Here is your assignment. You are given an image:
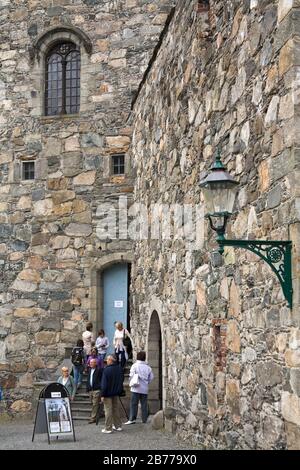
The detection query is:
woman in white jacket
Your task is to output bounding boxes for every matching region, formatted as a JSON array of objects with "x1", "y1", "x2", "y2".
[
  {"x1": 124, "y1": 351, "x2": 154, "y2": 425},
  {"x1": 113, "y1": 321, "x2": 131, "y2": 368}
]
